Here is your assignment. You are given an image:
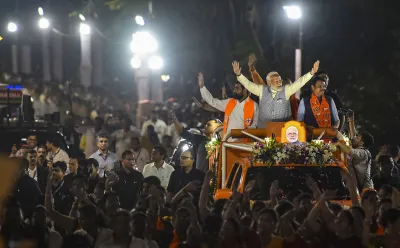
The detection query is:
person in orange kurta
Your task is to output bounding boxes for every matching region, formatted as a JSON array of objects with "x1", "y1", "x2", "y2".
[{"x1": 248, "y1": 54, "x2": 300, "y2": 120}]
